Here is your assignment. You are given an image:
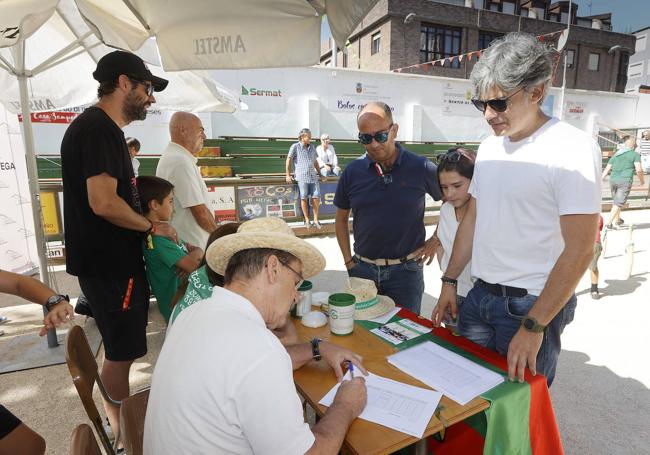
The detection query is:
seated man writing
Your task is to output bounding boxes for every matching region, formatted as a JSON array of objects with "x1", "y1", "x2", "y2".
[{"x1": 144, "y1": 217, "x2": 367, "y2": 454}]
